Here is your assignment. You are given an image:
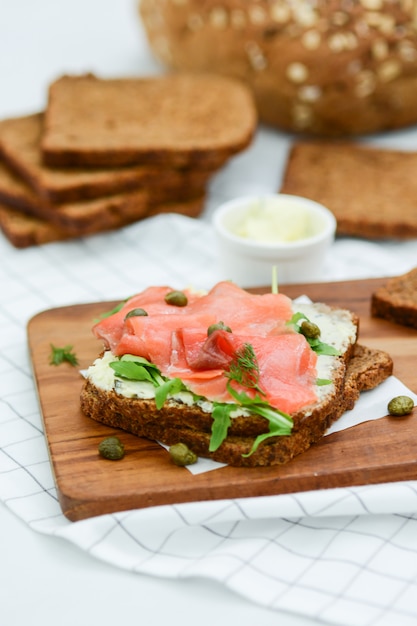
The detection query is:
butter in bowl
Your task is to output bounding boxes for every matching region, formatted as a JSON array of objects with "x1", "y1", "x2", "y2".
[{"x1": 212, "y1": 193, "x2": 336, "y2": 287}]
